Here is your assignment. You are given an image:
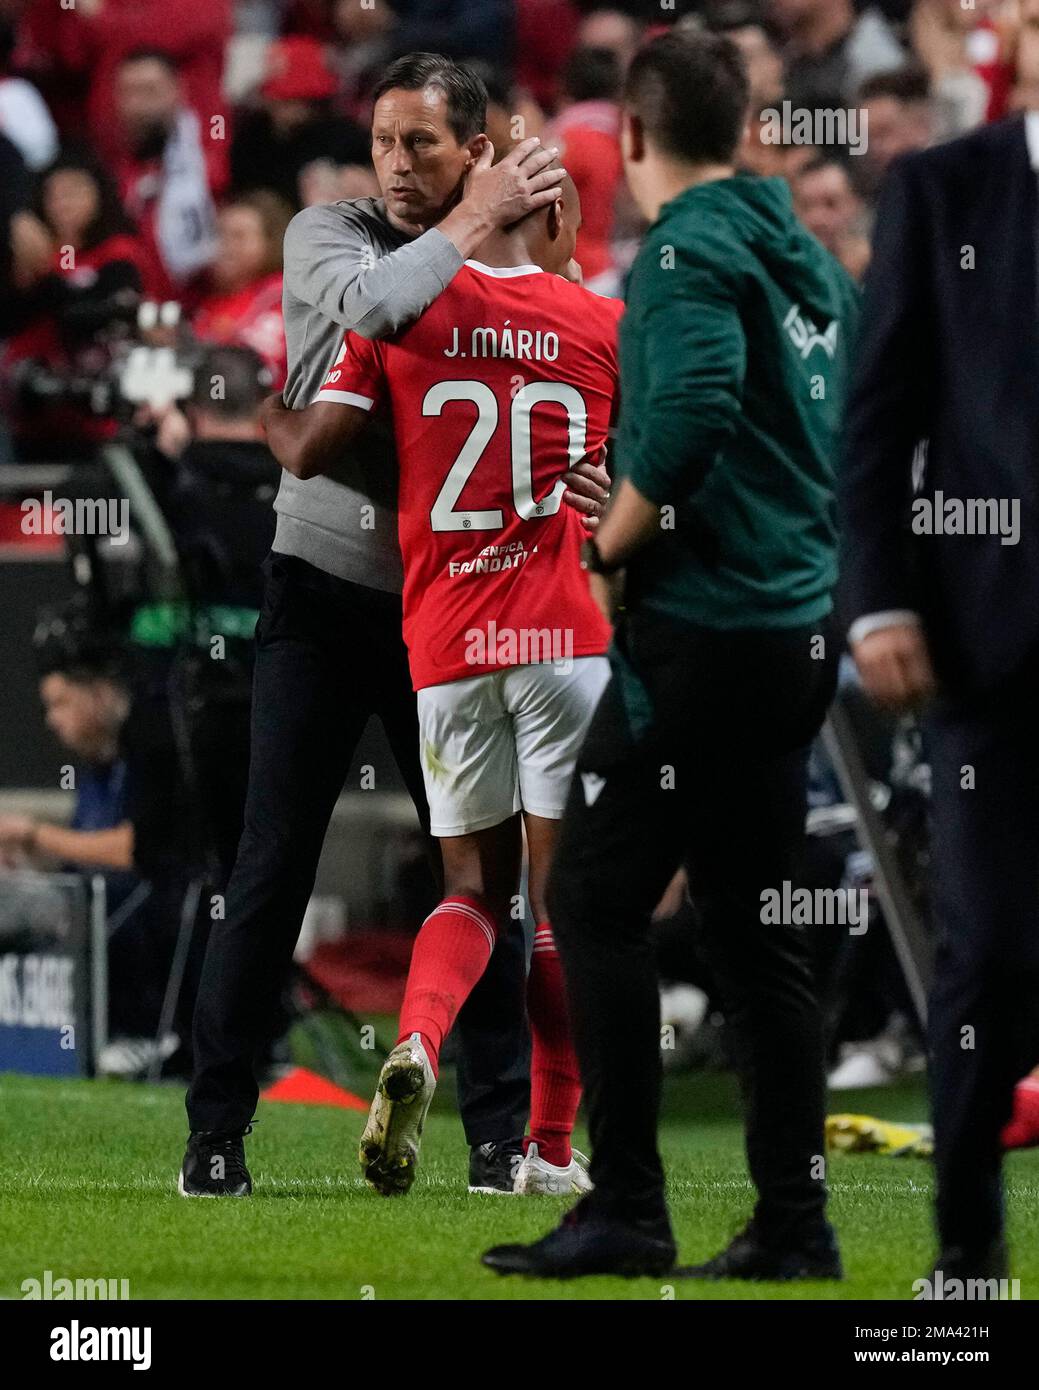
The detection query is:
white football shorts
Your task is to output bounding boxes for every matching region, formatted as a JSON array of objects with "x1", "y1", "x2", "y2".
[{"x1": 416, "y1": 657, "x2": 611, "y2": 837}]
